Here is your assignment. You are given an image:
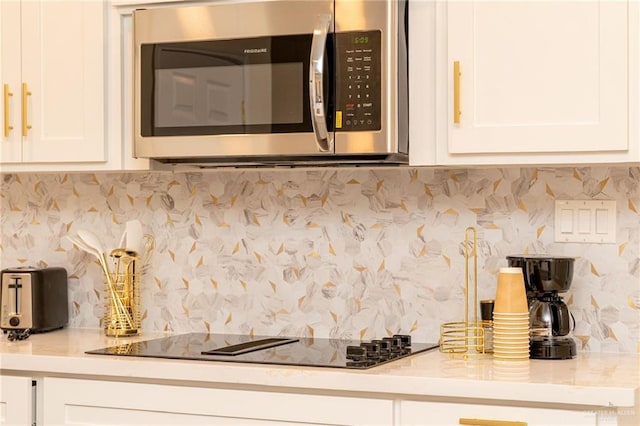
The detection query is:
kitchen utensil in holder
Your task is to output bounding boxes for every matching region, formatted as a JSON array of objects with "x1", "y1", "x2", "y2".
[
  {"x1": 103, "y1": 258, "x2": 141, "y2": 337},
  {"x1": 439, "y1": 227, "x2": 492, "y2": 356}
]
